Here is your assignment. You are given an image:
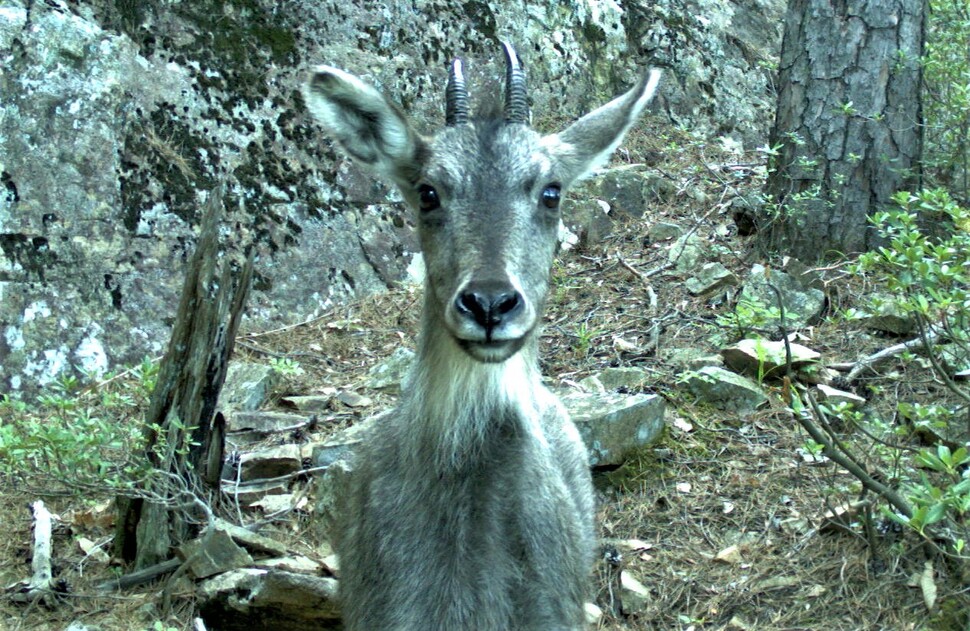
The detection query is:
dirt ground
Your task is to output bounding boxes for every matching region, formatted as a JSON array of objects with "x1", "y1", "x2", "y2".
[{"x1": 2, "y1": 120, "x2": 968, "y2": 630}]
